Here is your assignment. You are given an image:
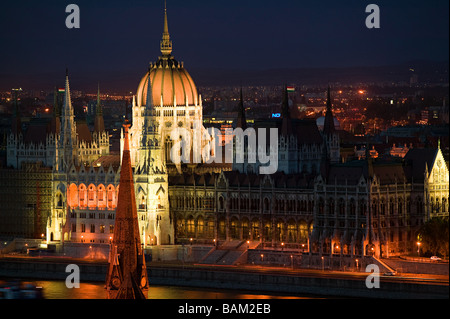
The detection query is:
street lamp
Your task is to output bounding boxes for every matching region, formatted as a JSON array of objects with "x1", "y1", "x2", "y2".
[
  {"x1": 417, "y1": 242, "x2": 421, "y2": 257},
  {"x1": 281, "y1": 242, "x2": 284, "y2": 250},
  {"x1": 261, "y1": 254, "x2": 264, "y2": 264},
  {"x1": 290, "y1": 255, "x2": 293, "y2": 269},
  {"x1": 356, "y1": 259, "x2": 359, "y2": 271},
  {"x1": 321, "y1": 256, "x2": 324, "y2": 271},
  {"x1": 247, "y1": 240, "x2": 250, "y2": 249}
]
